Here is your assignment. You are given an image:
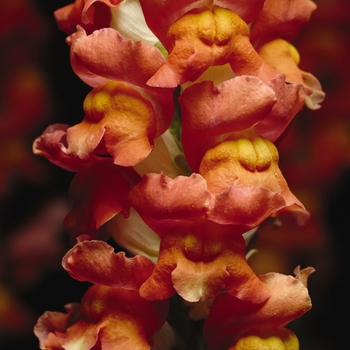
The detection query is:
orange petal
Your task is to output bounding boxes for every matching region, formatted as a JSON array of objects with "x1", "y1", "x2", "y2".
[
  {"x1": 34, "y1": 303, "x2": 81, "y2": 350},
  {"x1": 139, "y1": 220, "x2": 271, "y2": 303},
  {"x1": 252, "y1": 74, "x2": 305, "y2": 142},
  {"x1": 68, "y1": 26, "x2": 168, "y2": 88},
  {"x1": 147, "y1": 6, "x2": 276, "y2": 87},
  {"x1": 128, "y1": 173, "x2": 211, "y2": 232},
  {"x1": 62, "y1": 240, "x2": 155, "y2": 289},
  {"x1": 250, "y1": 0, "x2": 317, "y2": 45},
  {"x1": 64, "y1": 285, "x2": 168, "y2": 350},
  {"x1": 66, "y1": 81, "x2": 158, "y2": 166},
  {"x1": 200, "y1": 138, "x2": 310, "y2": 225},
  {"x1": 257, "y1": 39, "x2": 325, "y2": 109},
  {"x1": 139, "y1": 0, "x2": 265, "y2": 45}
]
